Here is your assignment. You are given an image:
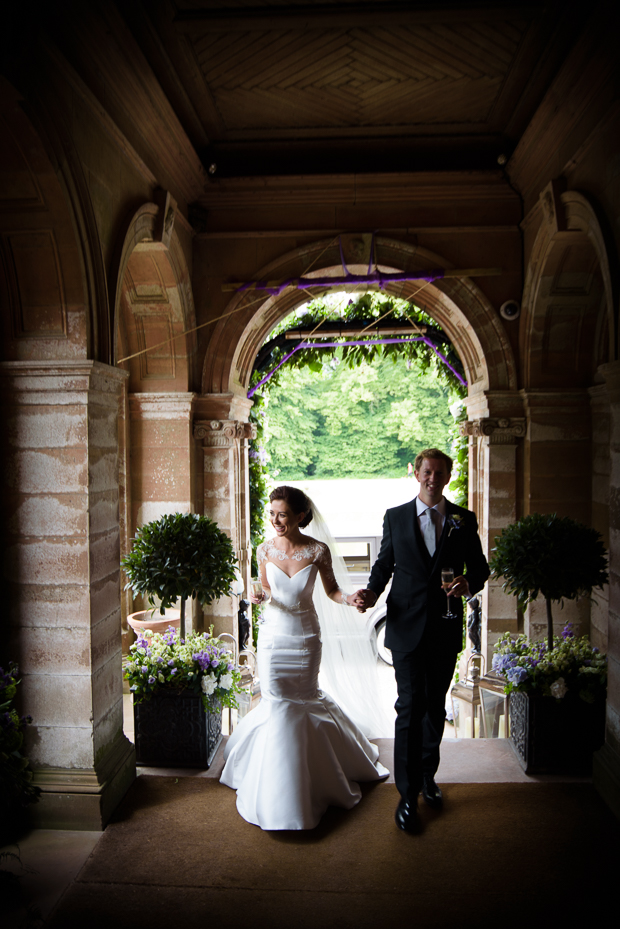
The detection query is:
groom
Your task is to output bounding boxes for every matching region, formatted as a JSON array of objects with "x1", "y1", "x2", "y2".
[{"x1": 354, "y1": 448, "x2": 489, "y2": 834}]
